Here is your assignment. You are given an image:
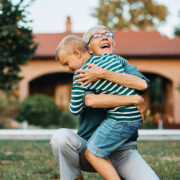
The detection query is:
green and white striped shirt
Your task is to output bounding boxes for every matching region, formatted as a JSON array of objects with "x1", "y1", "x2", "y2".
[{"x1": 70, "y1": 54, "x2": 141, "y2": 122}]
